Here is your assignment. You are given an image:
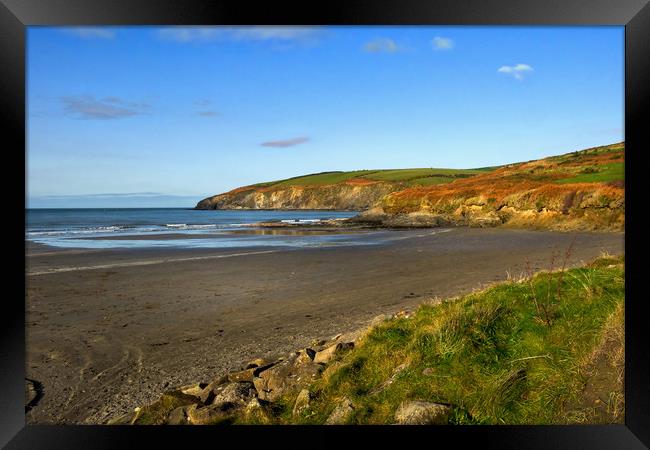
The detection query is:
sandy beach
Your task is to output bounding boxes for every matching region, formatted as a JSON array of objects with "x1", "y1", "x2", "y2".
[{"x1": 25, "y1": 227, "x2": 624, "y2": 424}]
